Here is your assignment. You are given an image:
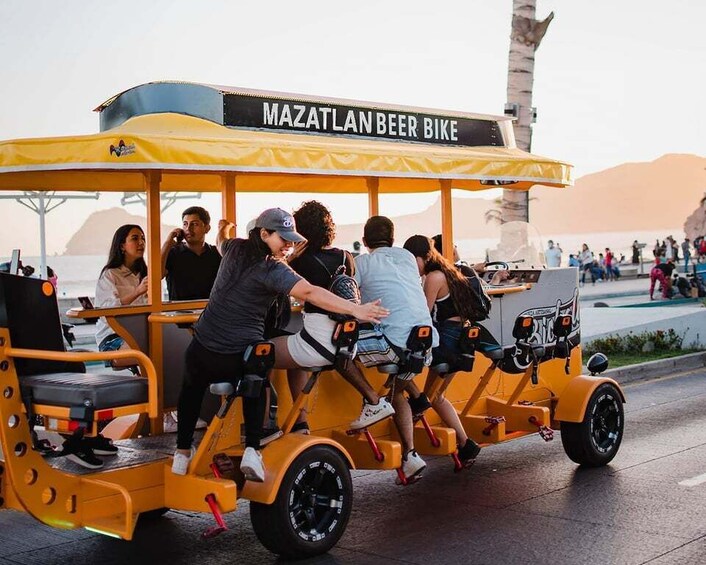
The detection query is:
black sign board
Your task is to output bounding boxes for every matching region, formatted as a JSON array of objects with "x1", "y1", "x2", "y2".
[{"x1": 223, "y1": 94, "x2": 504, "y2": 147}]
